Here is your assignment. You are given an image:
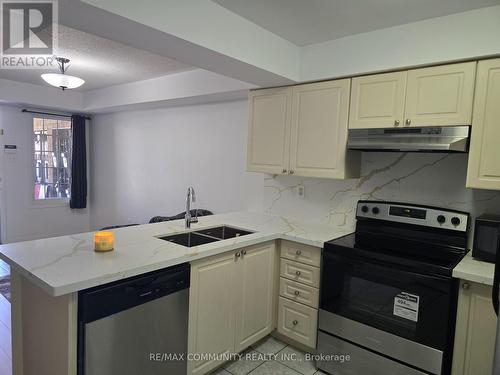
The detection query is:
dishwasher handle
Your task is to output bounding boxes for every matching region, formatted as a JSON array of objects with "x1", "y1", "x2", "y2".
[{"x1": 79, "y1": 263, "x2": 190, "y2": 324}]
